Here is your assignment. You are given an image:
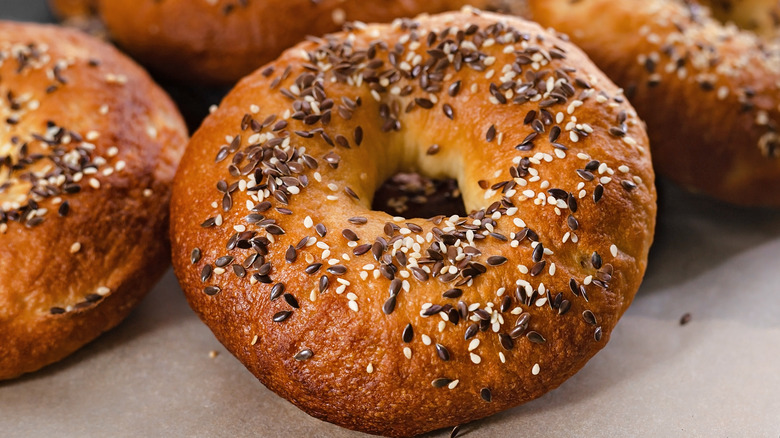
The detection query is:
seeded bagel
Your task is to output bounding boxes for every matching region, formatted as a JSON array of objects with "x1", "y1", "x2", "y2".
[
  {"x1": 171, "y1": 9, "x2": 656, "y2": 437},
  {"x1": 527, "y1": 0, "x2": 780, "y2": 206},
  {"x1": 0, "y1": 22, "x2": 188, "y2": 380},
  {"x1": 49, "y1": 0, "x2": 507, "y2": 86}
]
